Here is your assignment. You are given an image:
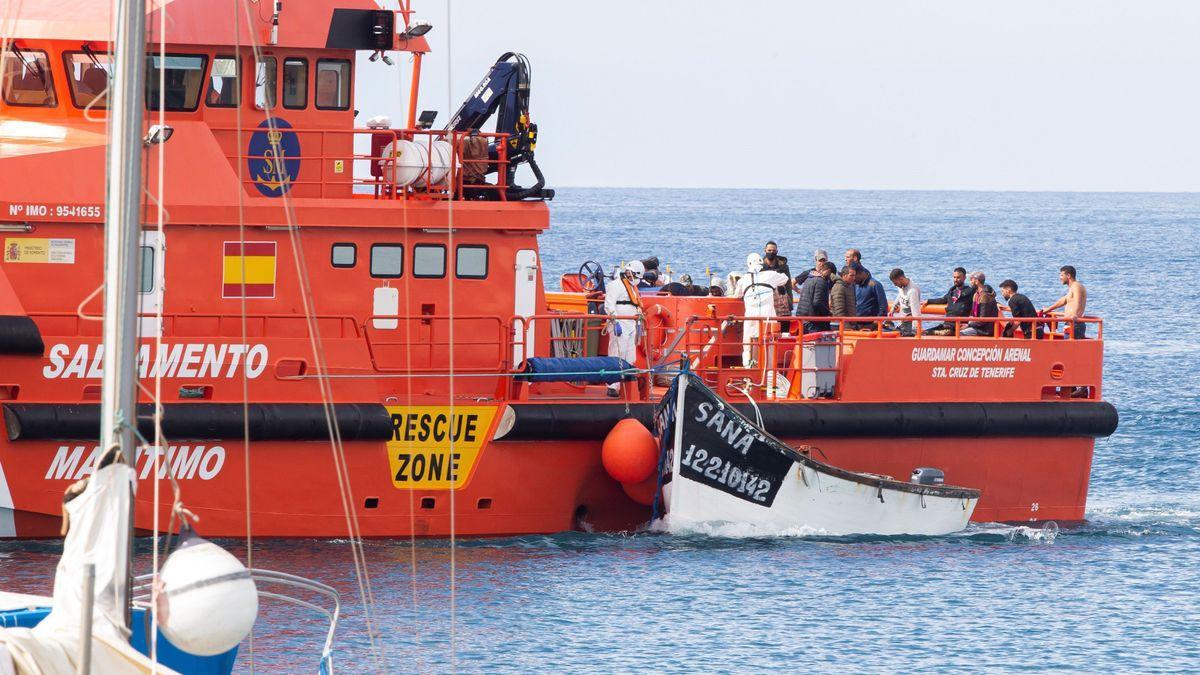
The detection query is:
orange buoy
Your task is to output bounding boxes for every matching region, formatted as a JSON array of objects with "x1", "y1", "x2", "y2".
[
  {"x1": 601, "y1": 418, "x2": 659, "y2": 484},
  {"x1": 622, "y1": 474, "x2": 659, "y2": 506}
]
